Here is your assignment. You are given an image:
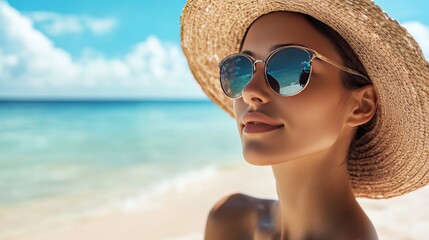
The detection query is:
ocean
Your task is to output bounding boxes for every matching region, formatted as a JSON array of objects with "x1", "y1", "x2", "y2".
[{"x1": 0, "y1": 100, "x2": 243, "y2": 238}]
